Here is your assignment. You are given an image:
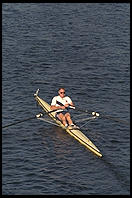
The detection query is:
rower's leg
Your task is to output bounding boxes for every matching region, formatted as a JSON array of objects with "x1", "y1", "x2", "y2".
[
  {"x1": 57, "y1": 113, "x2": 67, "y2": 126},
  {"x1": 65, "y1": 113, "x2": 73, "y2": 125}
]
